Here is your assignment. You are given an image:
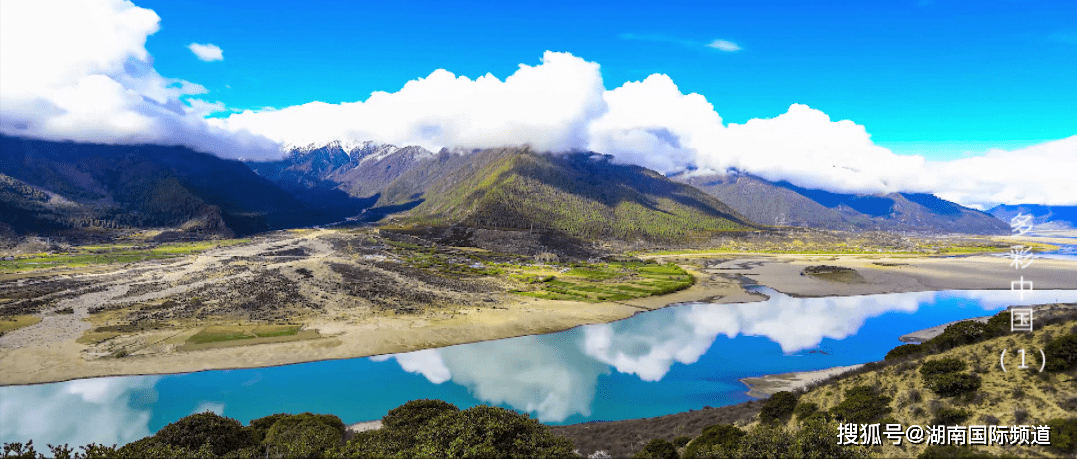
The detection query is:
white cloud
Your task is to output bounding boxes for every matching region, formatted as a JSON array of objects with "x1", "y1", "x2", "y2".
[
  {"x1": 0, "y1": 376, "x2": 159, "y2": 448},
  {"x1": 188, "y1": 43, "x2": 223, "y2": 61},
  {"x1": 372, "y1": 349, "x2": 452, "y2": 384},
  {"x1": 924, "y1": 137, "x2": 1077, "y2": 208},
  {"x1": 0, "y1": 0, "x2": 279, "y2": 159},
  {"x1": 0, "y1": 0, "x2": 1070, "y2": 206},
  {"x1": 211, "y1": 51, "x2": 608, "y2": 154},
  {"x1": 706, "y1": 39, "x2": 742, "y2": 52}
]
